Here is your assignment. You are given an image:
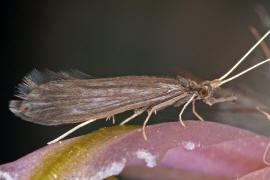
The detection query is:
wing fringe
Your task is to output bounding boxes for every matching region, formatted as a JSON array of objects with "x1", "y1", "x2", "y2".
[
  {"x1": 15, "y1": 69, "x2": 92, "y2": 99},
  {"x1": 10, "y1": 69, "x2": 92, "y2": 124}
]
